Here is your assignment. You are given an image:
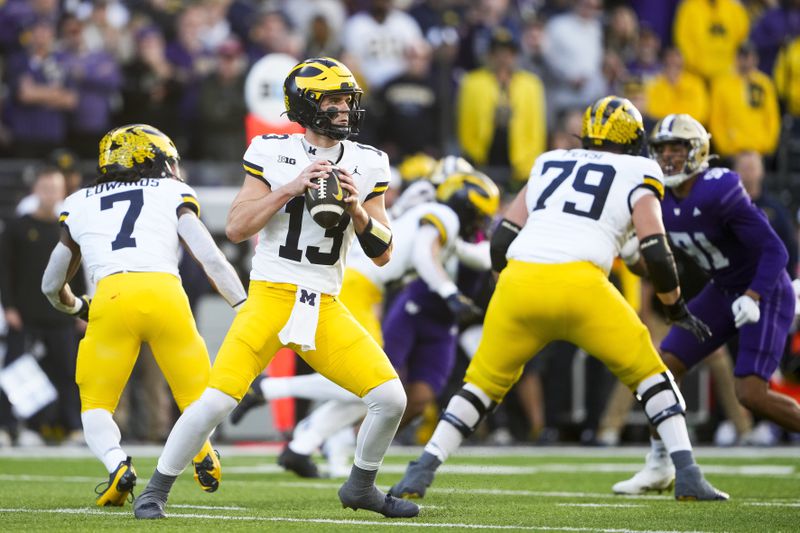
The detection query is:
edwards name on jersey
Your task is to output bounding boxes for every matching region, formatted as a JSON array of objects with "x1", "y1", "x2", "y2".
[
  {"x1": 242, "y1": 133, "x2": 390, "y2": 295},
  {"x1": 59, "y1": 177, "x2": 200, "y2": 284}
]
